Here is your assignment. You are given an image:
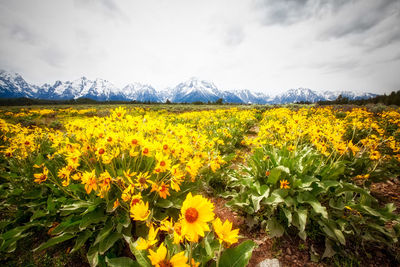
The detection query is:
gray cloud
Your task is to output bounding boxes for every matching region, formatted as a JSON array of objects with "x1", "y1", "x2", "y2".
[
  {"x1": 316, "y1": 59, "x2": 359, "y2": 74},
  {"x1": 9, "y1": 24, "x2": 38, "y2": 45},
  {"x1": 74, "y1": 0, "x2": 126, "y2": 19},
  {"x1": 39, "y1": 44, "x2": 67, "y2": 68},
  {"x1": 224, "y1": 26, "x2": 245, "y2": 46},
  {"x1": 253, "y1": 0, "x2": 349, "y2": 25},
  {"x1": 320, "y1": 0, "x2": 399, "y2": 39}
]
